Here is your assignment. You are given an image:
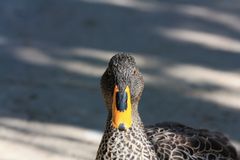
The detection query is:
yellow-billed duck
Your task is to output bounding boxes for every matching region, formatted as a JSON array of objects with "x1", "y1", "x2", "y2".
[{"x1": 96, "y1": 54, "x2": 238, "y2": 160}]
